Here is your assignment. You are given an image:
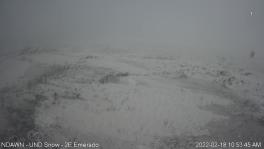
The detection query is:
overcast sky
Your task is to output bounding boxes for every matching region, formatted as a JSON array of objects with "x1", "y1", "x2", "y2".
[{"x1": 0, "y1": 0, "x2": 263, "y2": 60}]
